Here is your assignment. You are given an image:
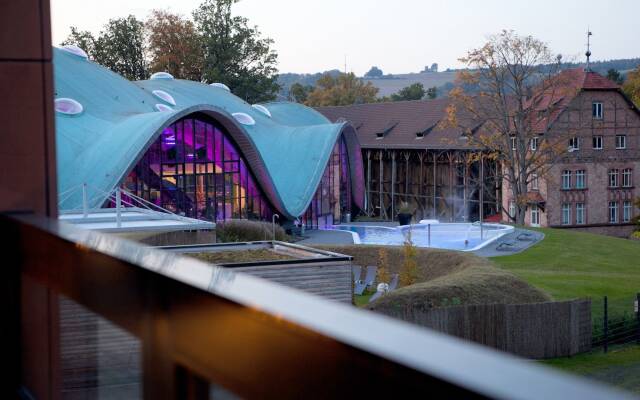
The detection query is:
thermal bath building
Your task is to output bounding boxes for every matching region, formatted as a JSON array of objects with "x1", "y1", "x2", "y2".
[{"x1": 54, "y1": 46, "x2": 364, "y2": 229}]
